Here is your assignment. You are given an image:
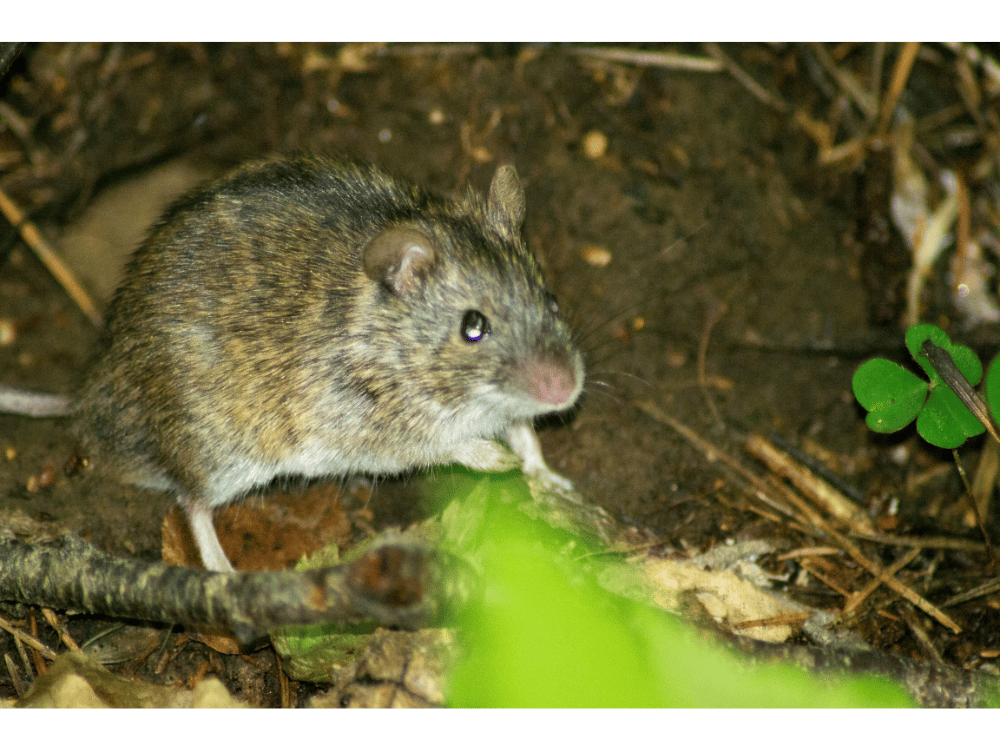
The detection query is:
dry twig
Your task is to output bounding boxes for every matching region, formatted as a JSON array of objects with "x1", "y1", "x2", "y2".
[
  {"x1": 41, "y1": 608, "x2": 80, "y2": 652},
  {"x1": 571, "y1": 46, "x2": 723, "y2": 73},
  {"x1": 0, "y1": 534, "x2": 450, "y2": 644},
  {"x1": 843, "y1": 546, "x2": 923, "y2": 614},
  {"x1": 850, "y1": 530, "x2": 985, "y2": 554},
  {"x1": 875, "y1": 42, "x2": 921, "y2": 136},
  {"x1": 807, "y1": 43, "x2": 878, "y2": 122},
  {"x1": 745, "y1": 434, "x2": 875, "y2": 535},
  {"x1": 636, "y1": 401, "x2": 963, "y2": 633},
  {"x1": 702, "y1": 43, "x2": 789, "y2": 113},
  {"x1": 939, "y1": 576, "x2": 1000, "y2": 608},
  {"x1": 0, "y1": 612, "x2": 59, "y2": 661},
  {"x1": 897, "y1": 601, "x2": 945, "y2": 663},
  {"x1": 0, "y1": 187, "x2": 102, "y2": 328}
]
